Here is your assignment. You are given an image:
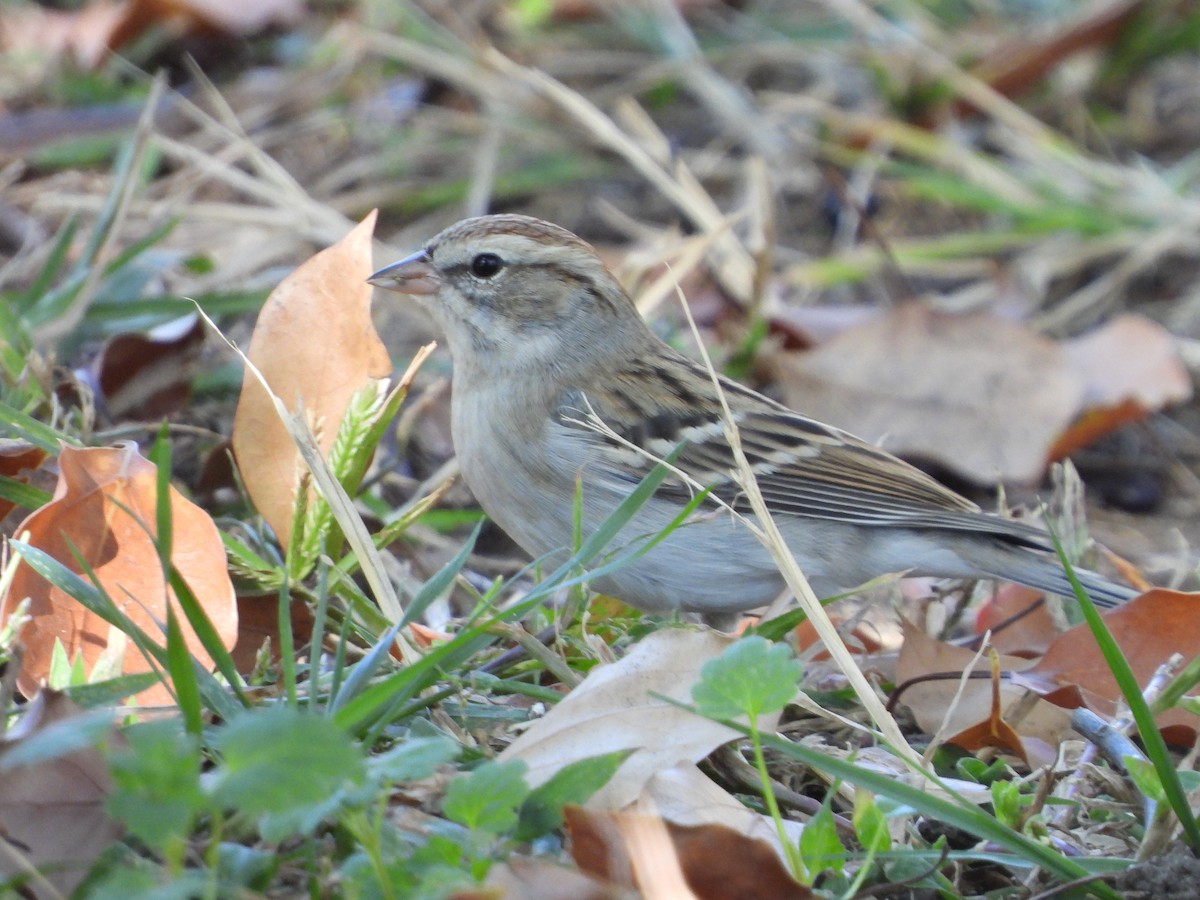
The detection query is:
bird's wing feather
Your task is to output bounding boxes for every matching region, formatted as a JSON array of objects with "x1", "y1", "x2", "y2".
[{"x1": 554, "y1": 367, "x2": 1053, "y2": 550}]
